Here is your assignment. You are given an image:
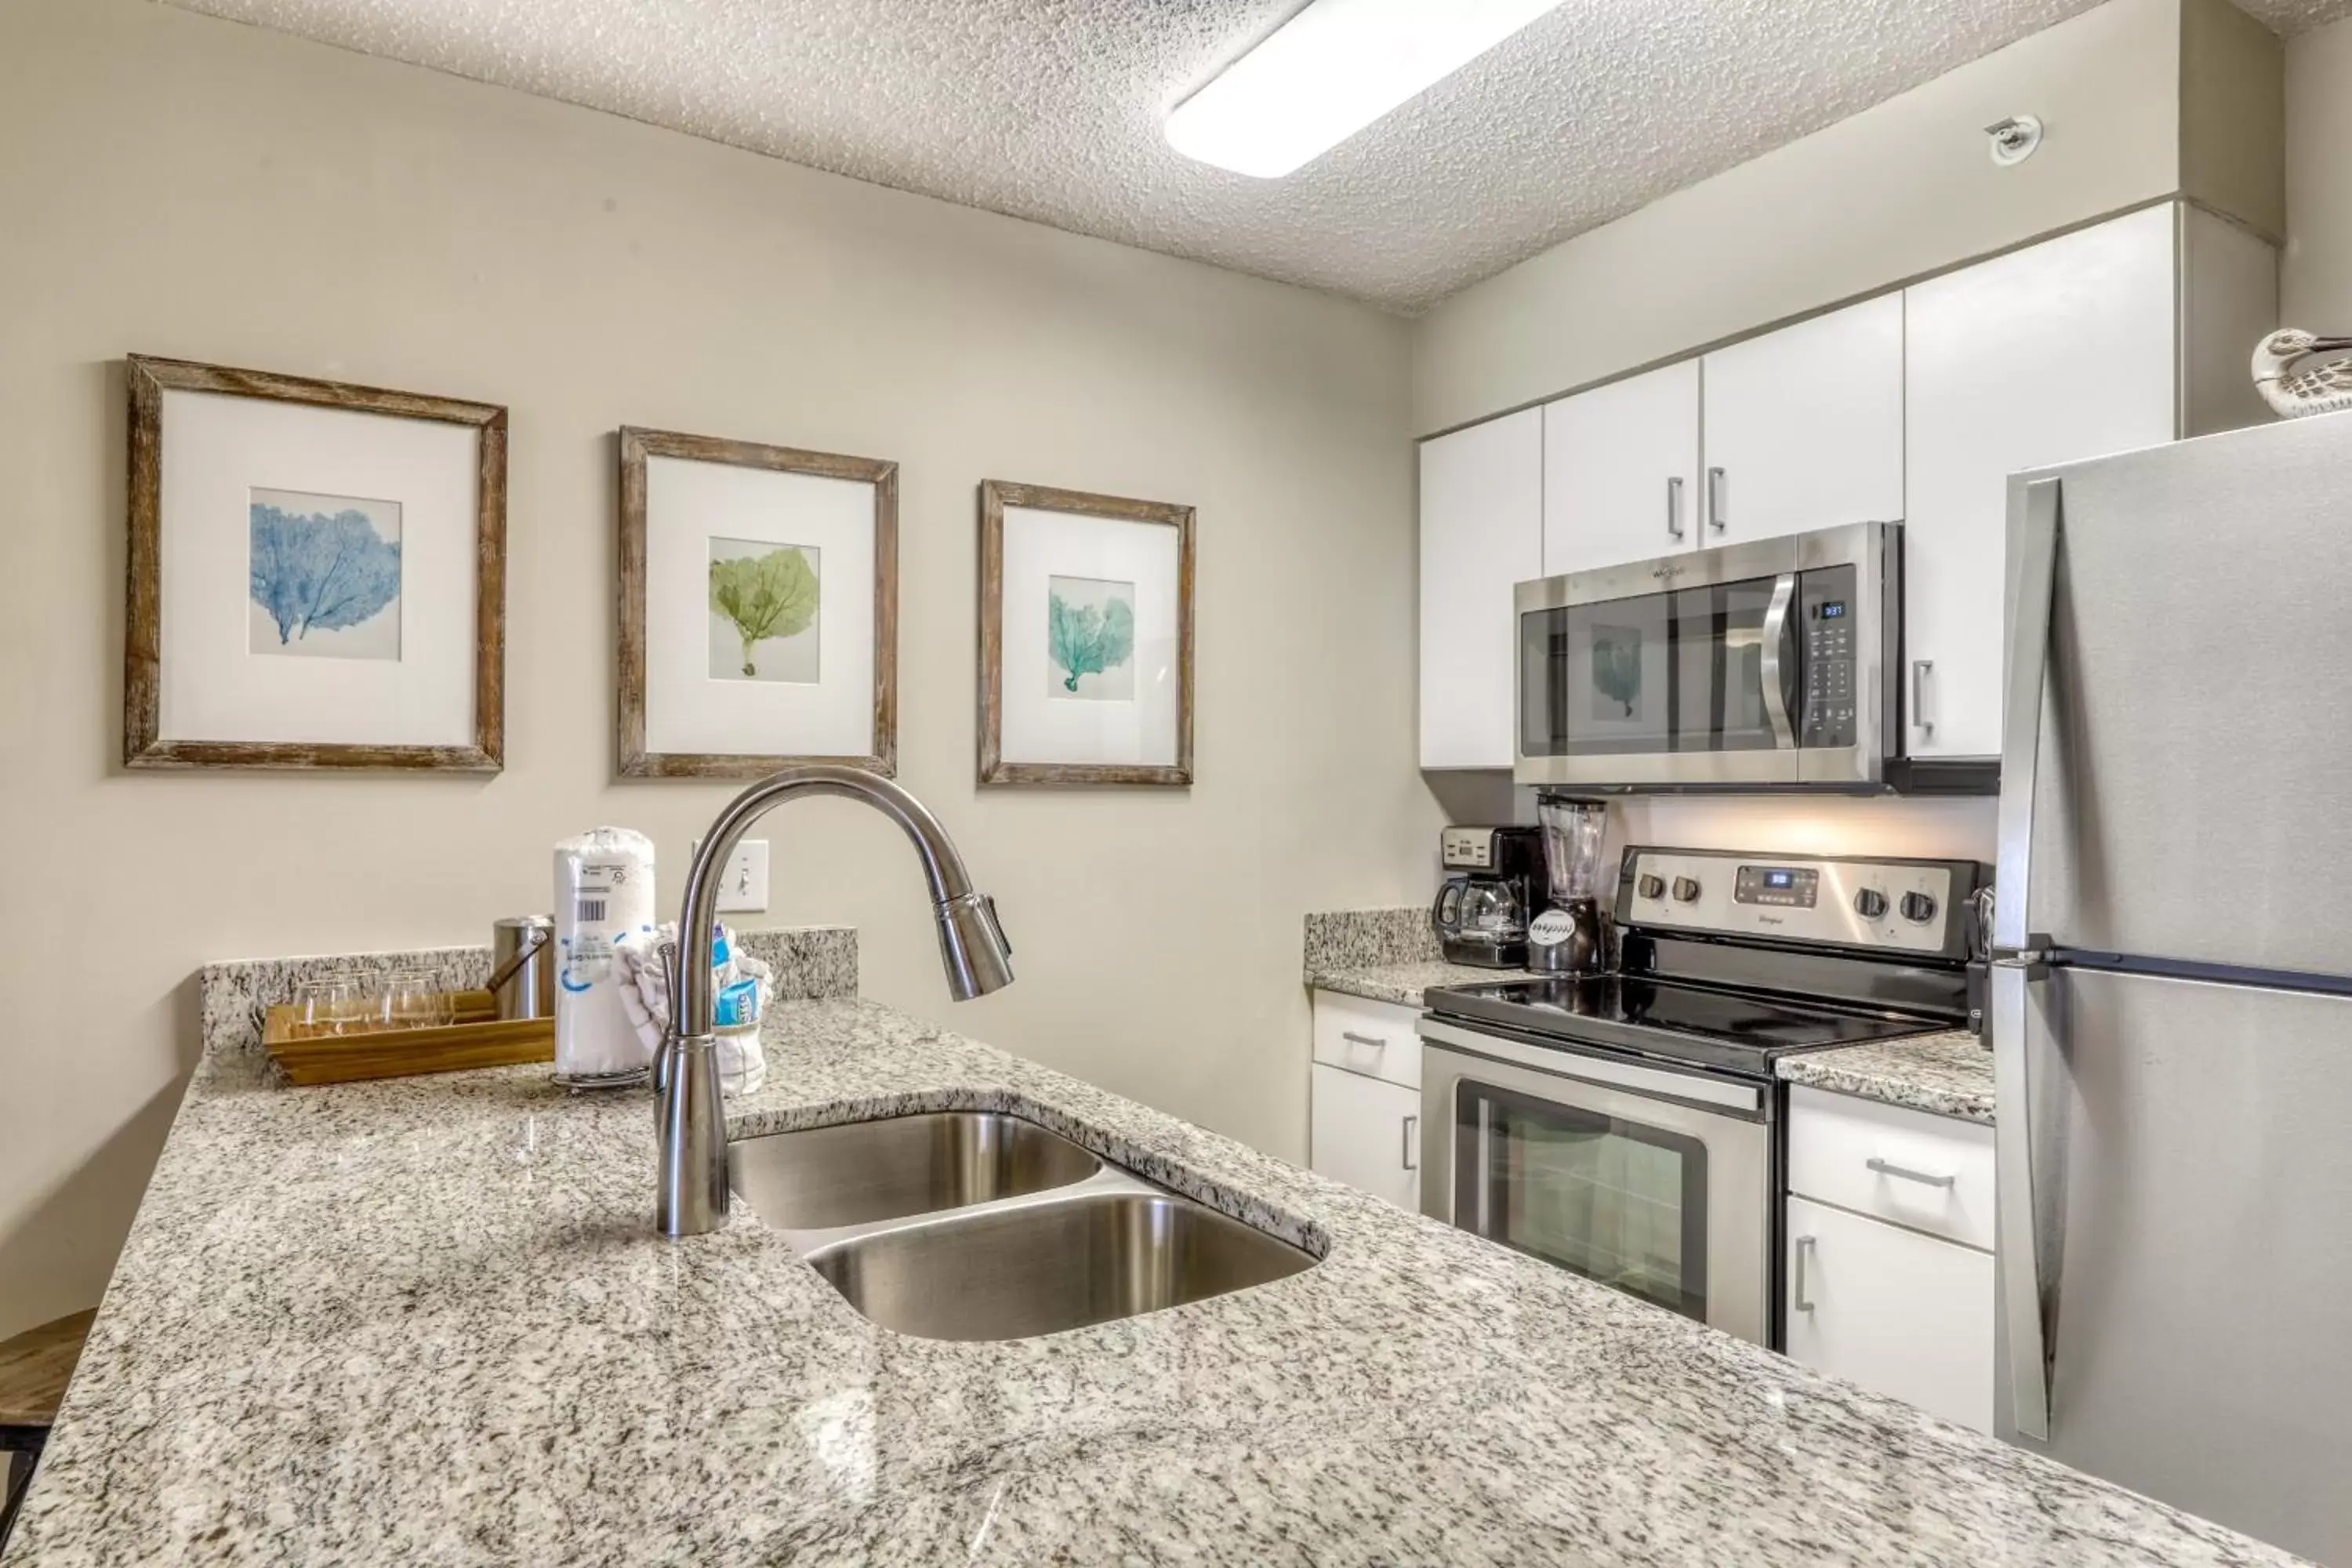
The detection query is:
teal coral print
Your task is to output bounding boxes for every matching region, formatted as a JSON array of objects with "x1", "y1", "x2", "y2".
[
  {"x1": 248, "y1": 488, "x2": 403, "y2": 661},
  {"x1": 1590, "y1": 624, "x2": 1642, "y2": 720},
  {"x1": 709, "y1": 537, "x2": 820, "y2": 683},
  {"x1": 1047, "y1": 575, "x2": 1136, "y2": 701}
]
